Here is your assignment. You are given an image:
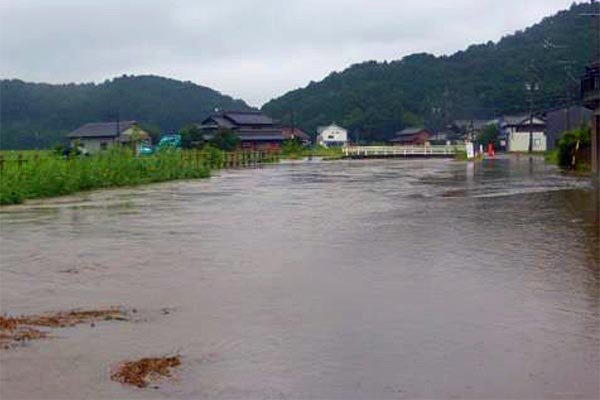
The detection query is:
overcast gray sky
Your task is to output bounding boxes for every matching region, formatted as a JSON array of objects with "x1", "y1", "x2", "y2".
[{"x1": 0, "y1": 0, "x2": 576, "y2": 106}]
